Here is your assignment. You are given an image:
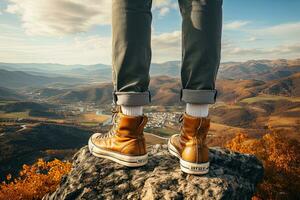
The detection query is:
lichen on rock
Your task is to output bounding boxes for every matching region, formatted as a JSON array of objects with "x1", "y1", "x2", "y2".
[{"x1": 43, "y1": 144, "x2": 263, "y2": 200}]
